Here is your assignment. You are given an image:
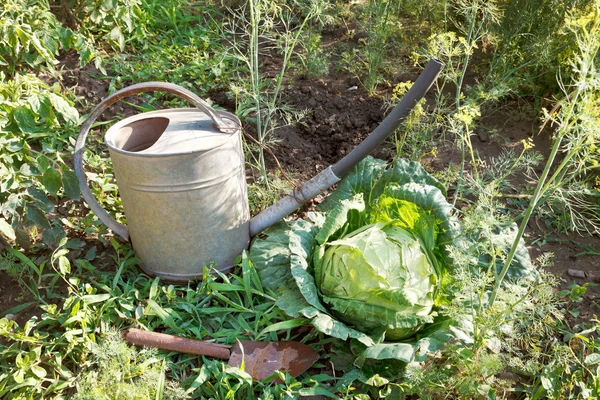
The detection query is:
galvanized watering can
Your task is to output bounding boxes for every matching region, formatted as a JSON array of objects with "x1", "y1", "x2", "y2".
[{"x1": 75, "y1": 60, "x2": 444, "y2": 282}]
